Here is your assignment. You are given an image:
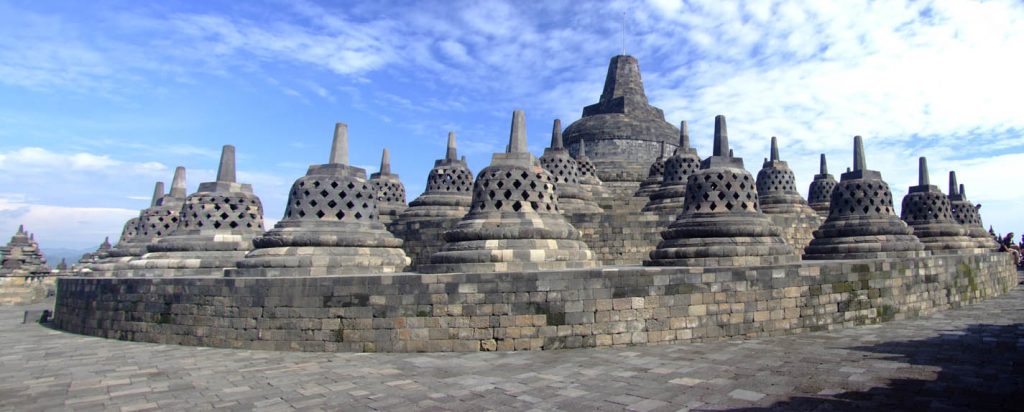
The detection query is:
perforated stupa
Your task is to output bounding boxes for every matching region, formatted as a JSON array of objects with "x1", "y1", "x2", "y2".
[
  {"x1": 369, "y1": 148, "x2": 406, "y2": 225},
  {"x1": 634, "y1": 141, "x2": 667, "y2": 198},
  {"x1": 539, "y1": 119, "x2": 601, "y2": 214},
  {"x1": 232, "y1": 123, "x2": 409, "y2": 276},
  {"x1": 573, "y1": 140, "x2": 611, "y2": 200},
  {"x1": 899, "y1": 157, "x2": 975, "y2": 253},
  {"x1": 646, "y1": 116, "x2": 796, "y2": 267},
  {"x1": 806, "y1": 154, "x2": 837, "y2": 217},
  {"x1": 643, "y1": 121, "x2": 701, "y2": 215},
  {"x1": 125, "y1": 145, "x2": 265, "y2": 276},
  {"x1": 804, "y1": 136, "x2": 925, "y2": 260},
  {"x1": 754, "y1": 136, "x2": 822, "y2": 251},
  {"x1": 400, "y1": 132, "x2": 474, "y2": 219},
  {"x1": 947, "y1": 172, "x2": 999, "y2": 250},
  {"x1": 421, "y1": 110, "x2": 597, "y2": 273}
]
